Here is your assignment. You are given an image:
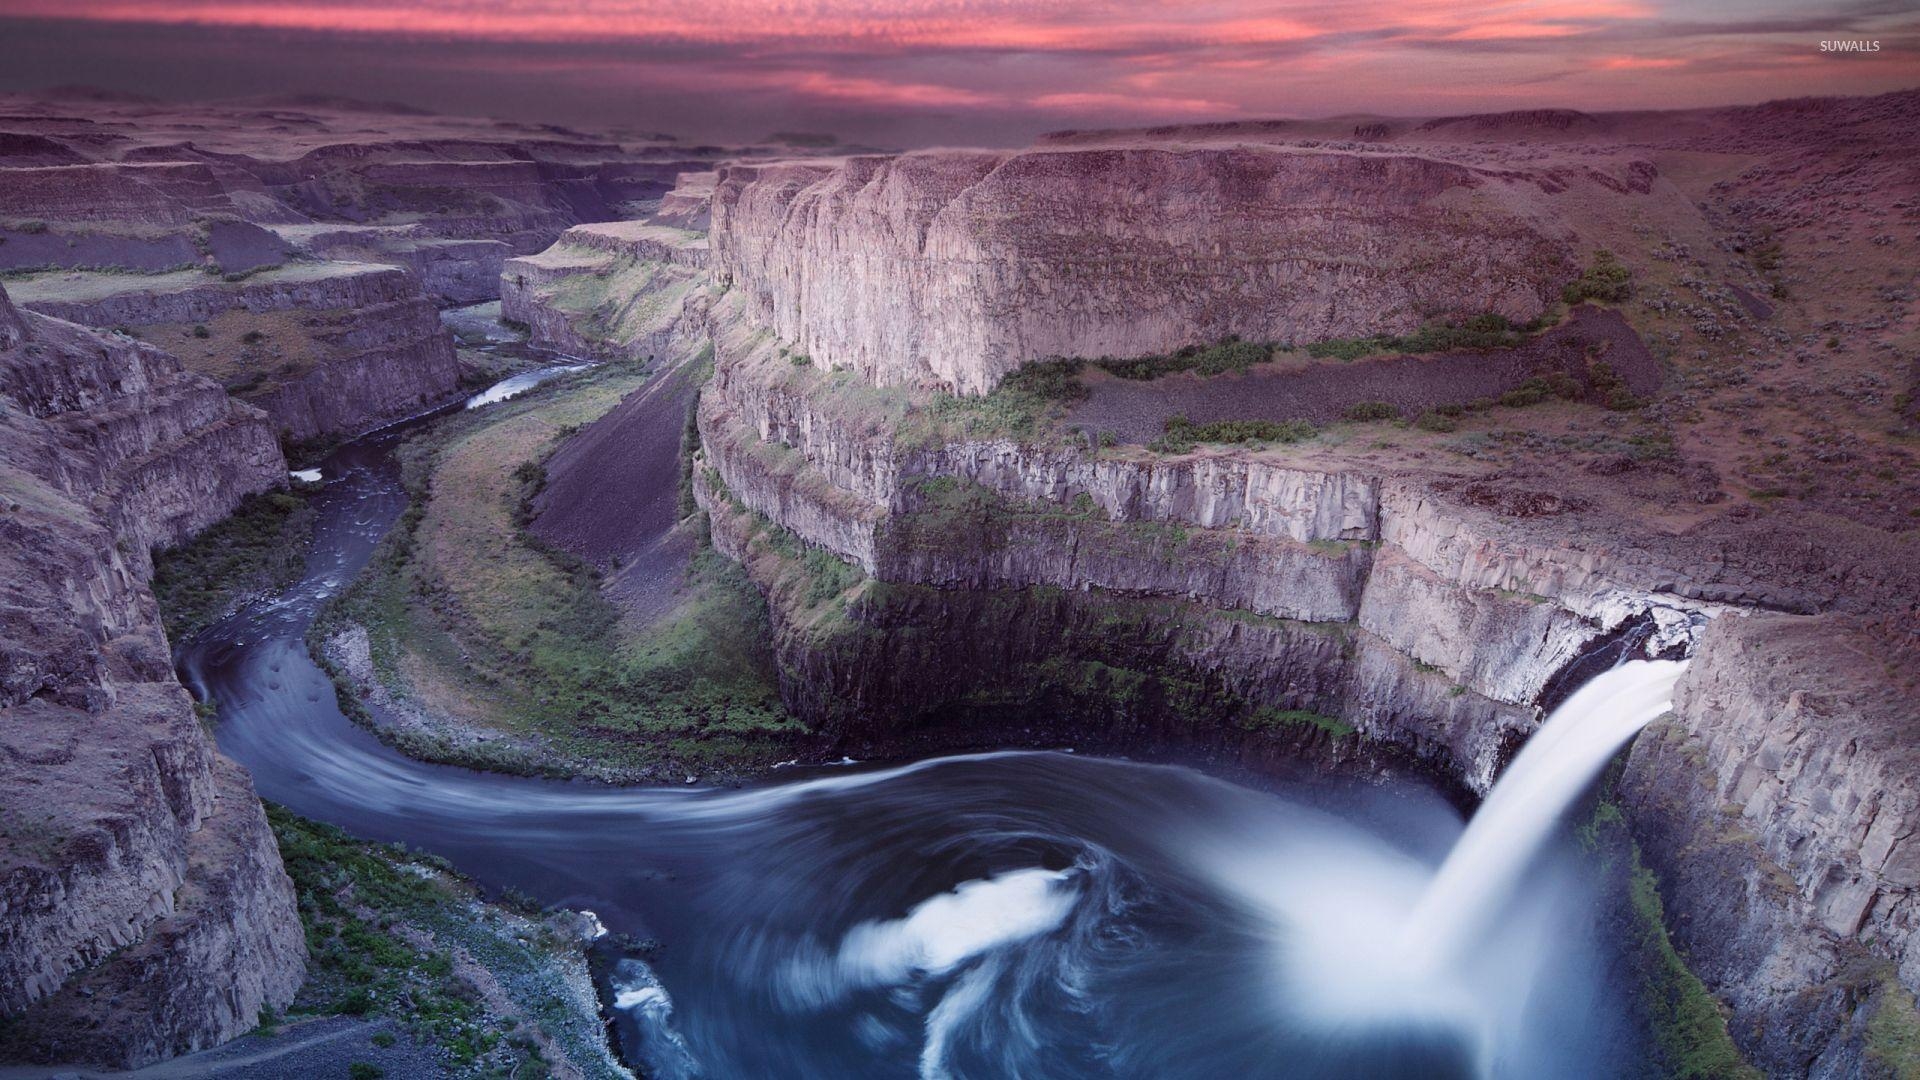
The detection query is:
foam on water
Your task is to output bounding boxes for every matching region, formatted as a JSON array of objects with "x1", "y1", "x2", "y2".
[{"x1": 837, "y1": 867, "x2": 1079, "y2": 984}]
